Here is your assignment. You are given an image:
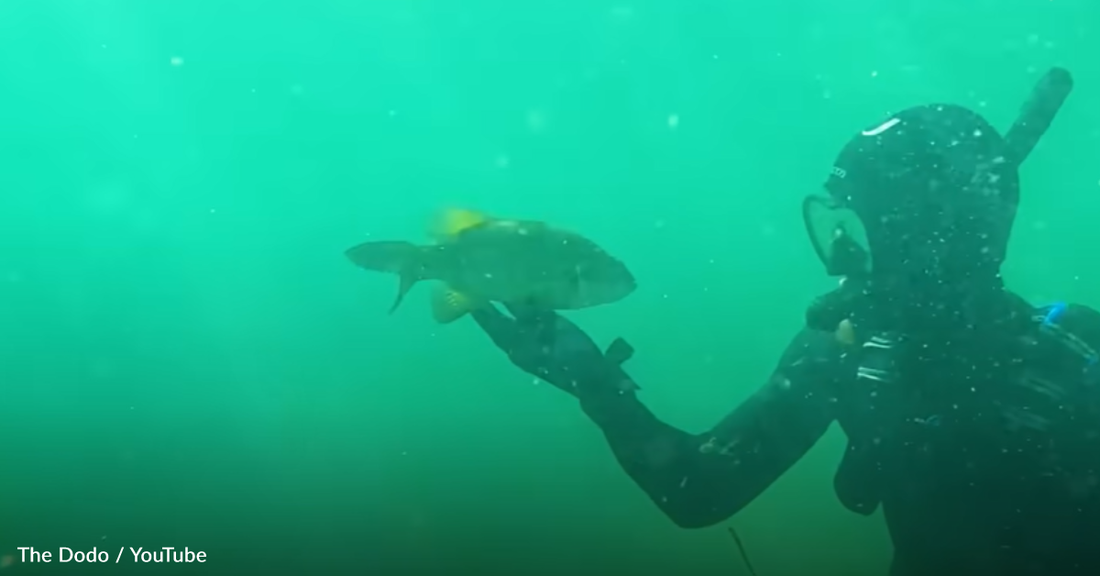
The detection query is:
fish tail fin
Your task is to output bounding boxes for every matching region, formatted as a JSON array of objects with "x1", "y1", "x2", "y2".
[
  {"x1": 430, "y1": 283, "x2": 480, "y2": 324},
  {"x1": 429, "y1": 207, "x2": 489, "y2": 242},
  {"x1": 389, "y1": 272, "x2": 419, "y2": 314},
  {"x1": 345, "y1": 241, "x2": 436, "y2": 314}
]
